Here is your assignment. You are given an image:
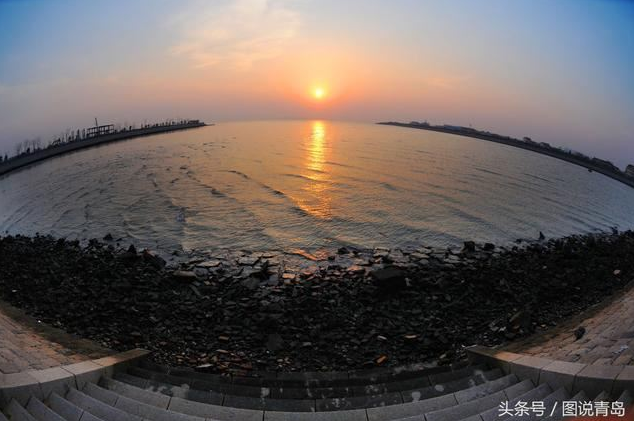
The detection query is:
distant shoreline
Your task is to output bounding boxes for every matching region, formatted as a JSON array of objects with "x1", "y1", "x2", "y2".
[
  {"x1": 0, "y1": 121, "x2": 208, "y2": 177},
  {"x1": 378, "y1": 122, "x2": 634, "y2": 189}
]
